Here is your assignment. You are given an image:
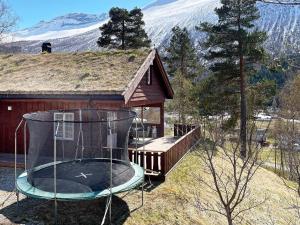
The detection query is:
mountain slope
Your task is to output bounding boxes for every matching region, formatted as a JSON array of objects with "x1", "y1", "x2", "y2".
[{"x1": 5, "y1": 0, "x2": 300, "y2": 54}]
